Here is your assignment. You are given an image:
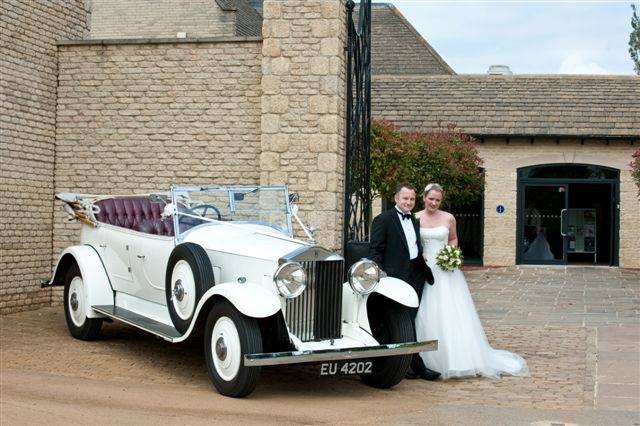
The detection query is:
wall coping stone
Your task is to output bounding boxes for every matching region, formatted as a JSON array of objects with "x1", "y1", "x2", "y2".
[{"x1": 58, "y1": 36, "x2": 262, "y2": 46}]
